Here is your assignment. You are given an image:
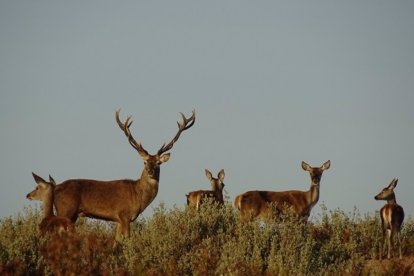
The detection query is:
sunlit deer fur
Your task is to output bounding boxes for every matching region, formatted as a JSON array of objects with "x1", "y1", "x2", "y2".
[
  {"x1": 32, "y1": 110, "x2": 195, "y2": 241},
  {"x1": 27, "y1": 173, "x2": 74, "y2": 235},
  {"x1": 235, "y1": 160, "x2": 330, "y2": 222},
  {"x1": 374, "y1": 178, "x2": 404, "y2": 259},
  {"x1": 187, "y1": 169, "x2": 225, "y2": 210}
]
